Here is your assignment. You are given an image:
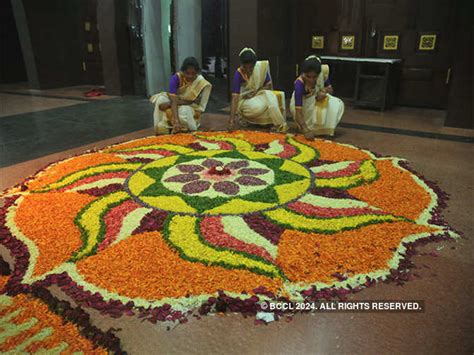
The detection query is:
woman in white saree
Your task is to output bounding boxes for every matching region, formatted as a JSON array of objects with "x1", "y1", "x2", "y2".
[
  {"x1": 290, "y1": 55, "x2": 345, "y2": 139},
  {"x1": 150, "y1": 57, "x2": 212, "y2": 135},
  {"x1": 229, "y1": 48, "x2": 287, "y2": 132}
]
